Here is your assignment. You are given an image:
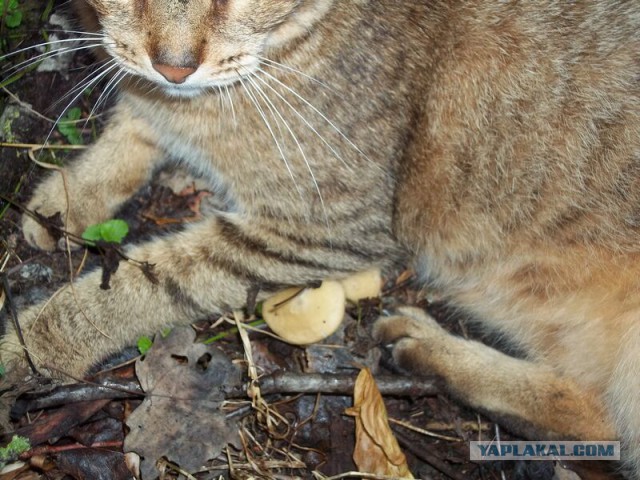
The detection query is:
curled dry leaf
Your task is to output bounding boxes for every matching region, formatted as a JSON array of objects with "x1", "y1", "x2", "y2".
[
  {"x1": 345, "y1": 369, "x2": 414, "y2": 479},
  {"x1": 124, "y1": 328, "x2": 242, "y2": 479}
]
